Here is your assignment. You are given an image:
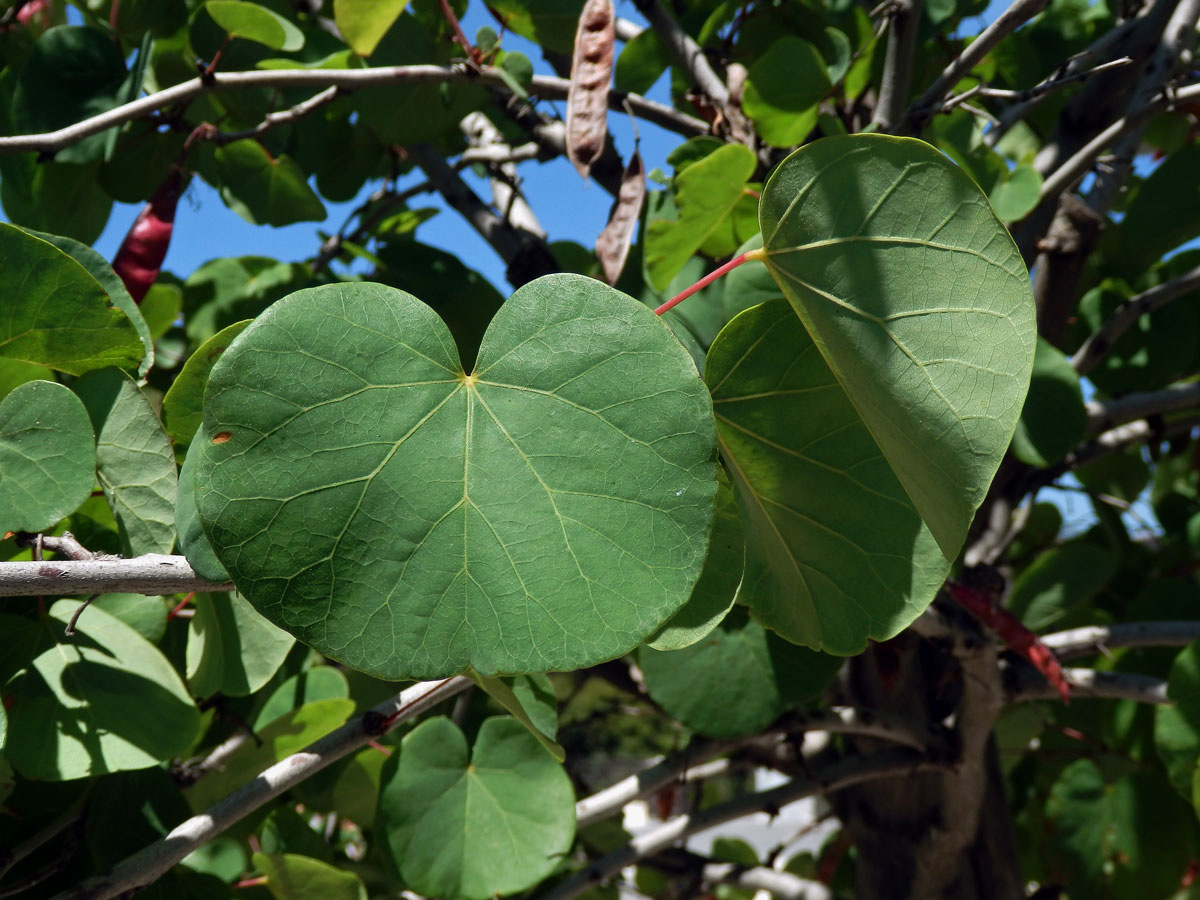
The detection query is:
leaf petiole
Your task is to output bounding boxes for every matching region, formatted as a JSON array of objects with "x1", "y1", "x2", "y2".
[{"x1": 654, "y1": 247, "x2": 767, "y2": 316}]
